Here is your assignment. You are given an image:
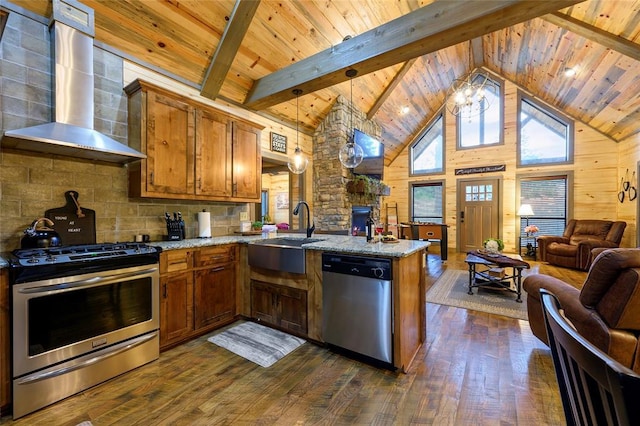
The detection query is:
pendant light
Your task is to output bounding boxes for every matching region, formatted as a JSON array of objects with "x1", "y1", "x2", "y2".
[
  {"x1": 288, "y1": 88, "x2": 308, "y2": 174},
  {"x1": 339, "y1": 69, "x2": 364, "y2": 169}
]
